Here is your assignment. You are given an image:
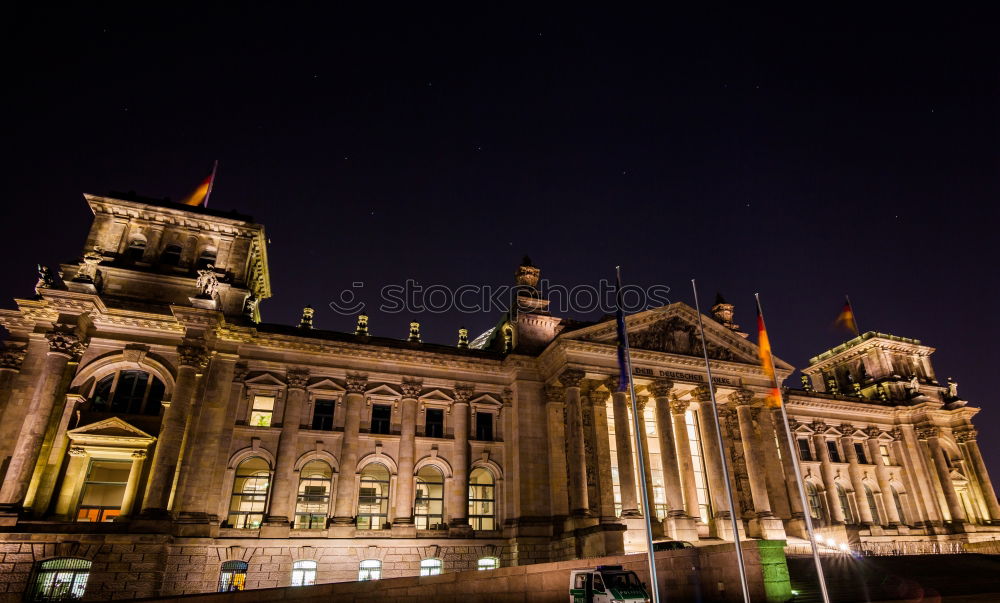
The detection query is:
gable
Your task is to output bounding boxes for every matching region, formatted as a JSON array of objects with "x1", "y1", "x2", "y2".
[{"x1": 68, "y1": 417, "x2": 156, "y2": 446}]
